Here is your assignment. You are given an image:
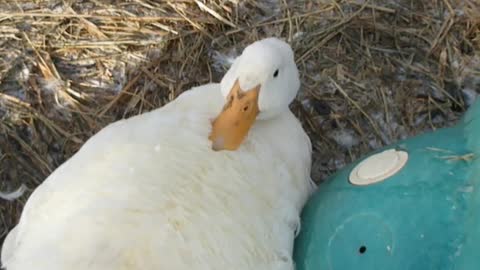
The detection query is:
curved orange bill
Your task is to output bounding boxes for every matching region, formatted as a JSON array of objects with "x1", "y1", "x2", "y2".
[{"x1": 209, "y1": 79, "x2": 260, "y2": 151}]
